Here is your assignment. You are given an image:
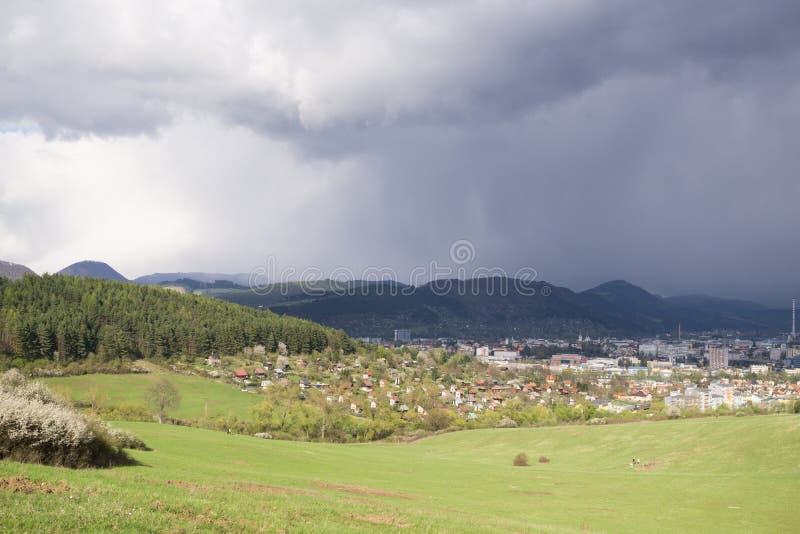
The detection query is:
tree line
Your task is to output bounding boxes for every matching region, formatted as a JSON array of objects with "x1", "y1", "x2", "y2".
[{"x1": 0, "y1": 275, "x2": 355, "y2": 363}]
